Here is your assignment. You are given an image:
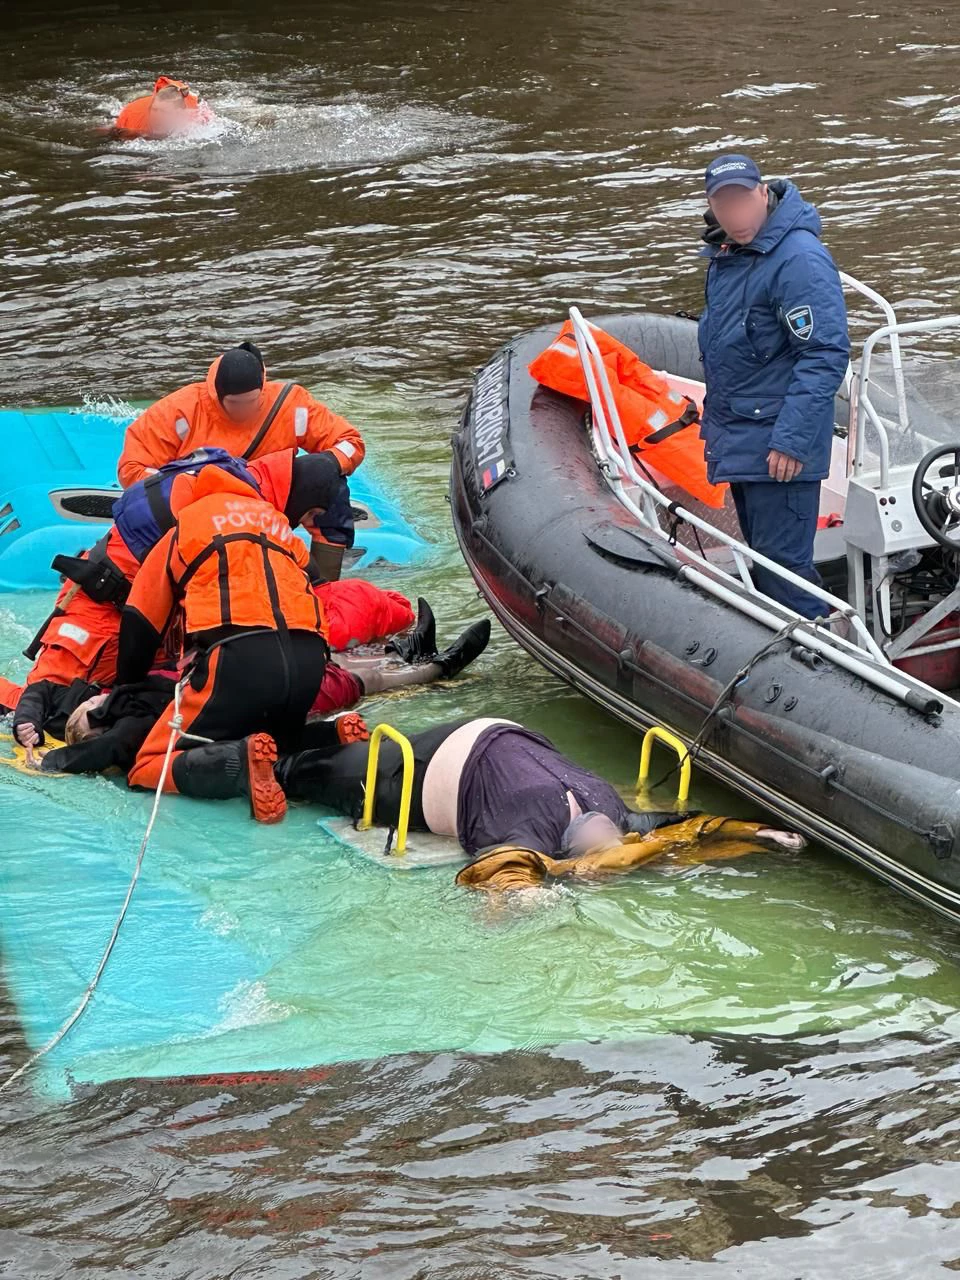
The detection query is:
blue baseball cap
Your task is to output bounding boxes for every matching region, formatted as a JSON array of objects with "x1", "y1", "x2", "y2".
[{"x1": 705, "y1": 153, "x2": 762, "y2": 197}]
